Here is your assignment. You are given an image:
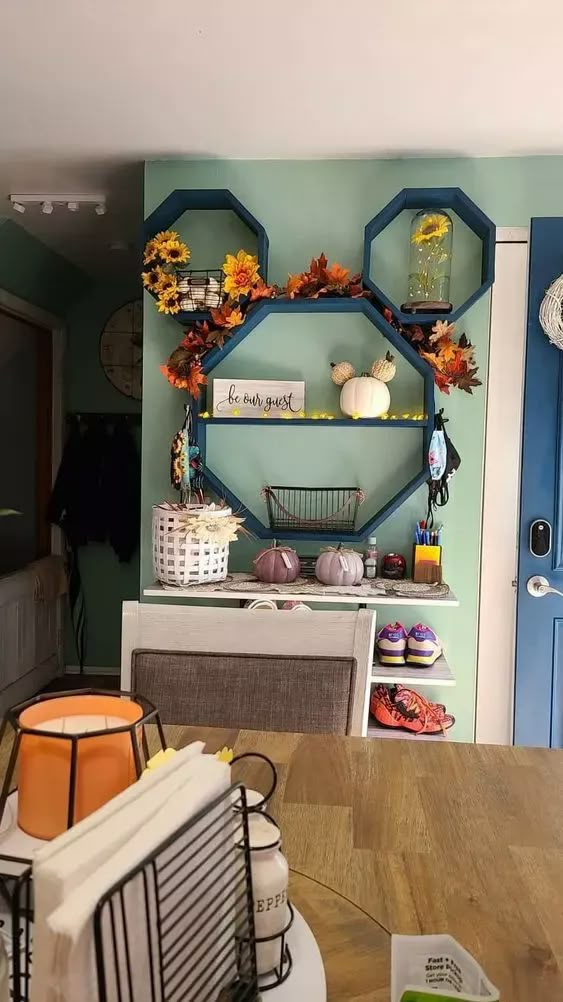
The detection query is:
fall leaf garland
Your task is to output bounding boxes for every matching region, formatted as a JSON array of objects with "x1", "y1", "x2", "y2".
[{"x1": 156, "y1": 247, "x2": 481, "y2": 399}]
